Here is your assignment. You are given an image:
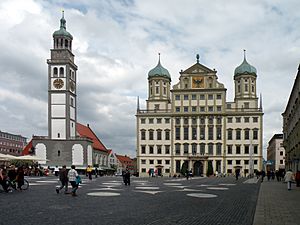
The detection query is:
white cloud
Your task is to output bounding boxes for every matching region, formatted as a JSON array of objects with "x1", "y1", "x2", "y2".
[{"x1": 0, "y1": 0, "x2": 299, "y2": 158}]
